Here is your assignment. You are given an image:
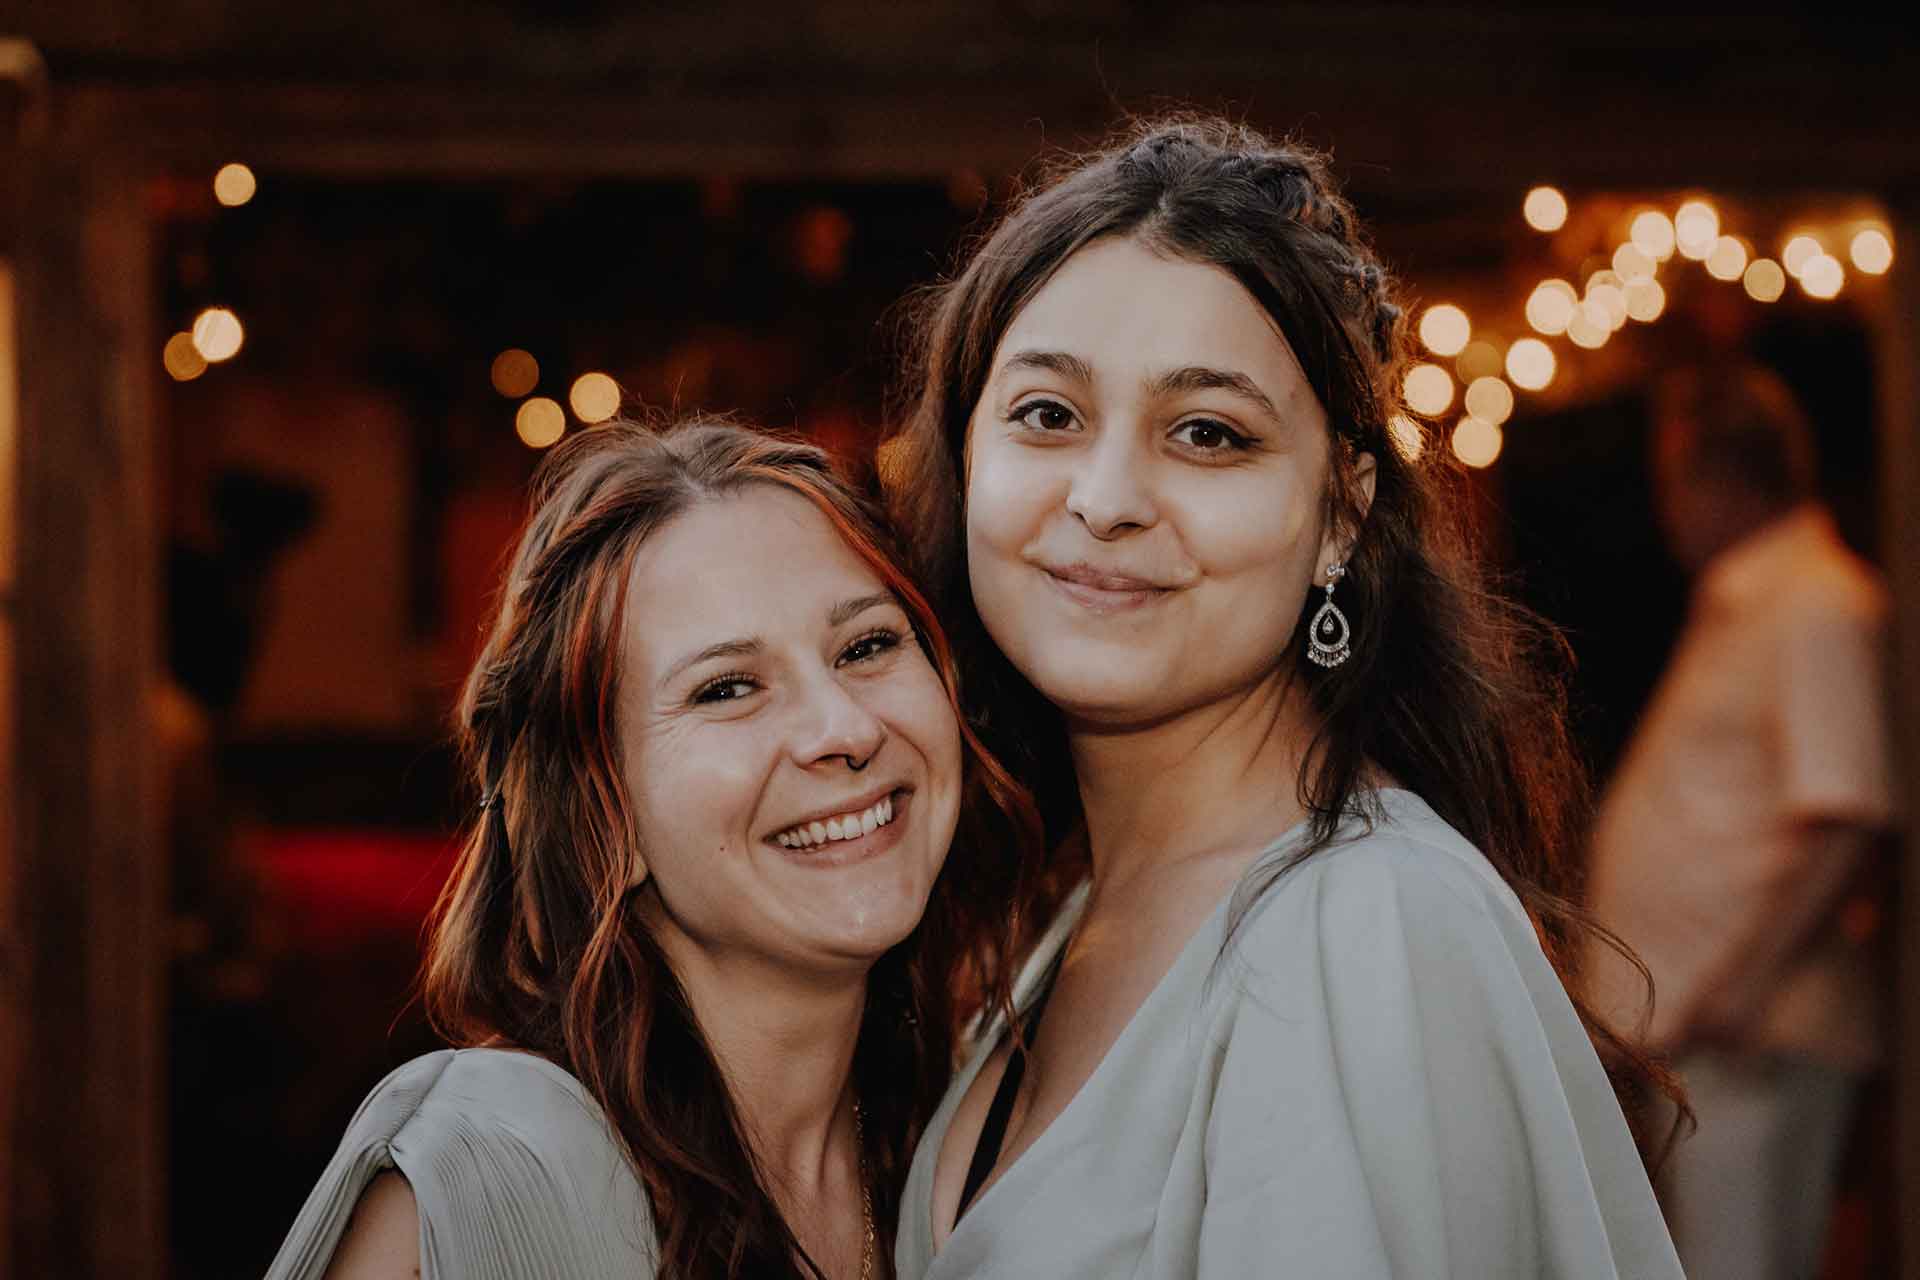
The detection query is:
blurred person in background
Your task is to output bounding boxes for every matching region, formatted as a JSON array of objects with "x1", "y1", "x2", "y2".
[
  {"x1": 267, "y1": 419, "x2": 1039, "y2": 1280},
  {"x1": 1584, "y1": 363, "x2": 1898, "y2": 1280}
]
